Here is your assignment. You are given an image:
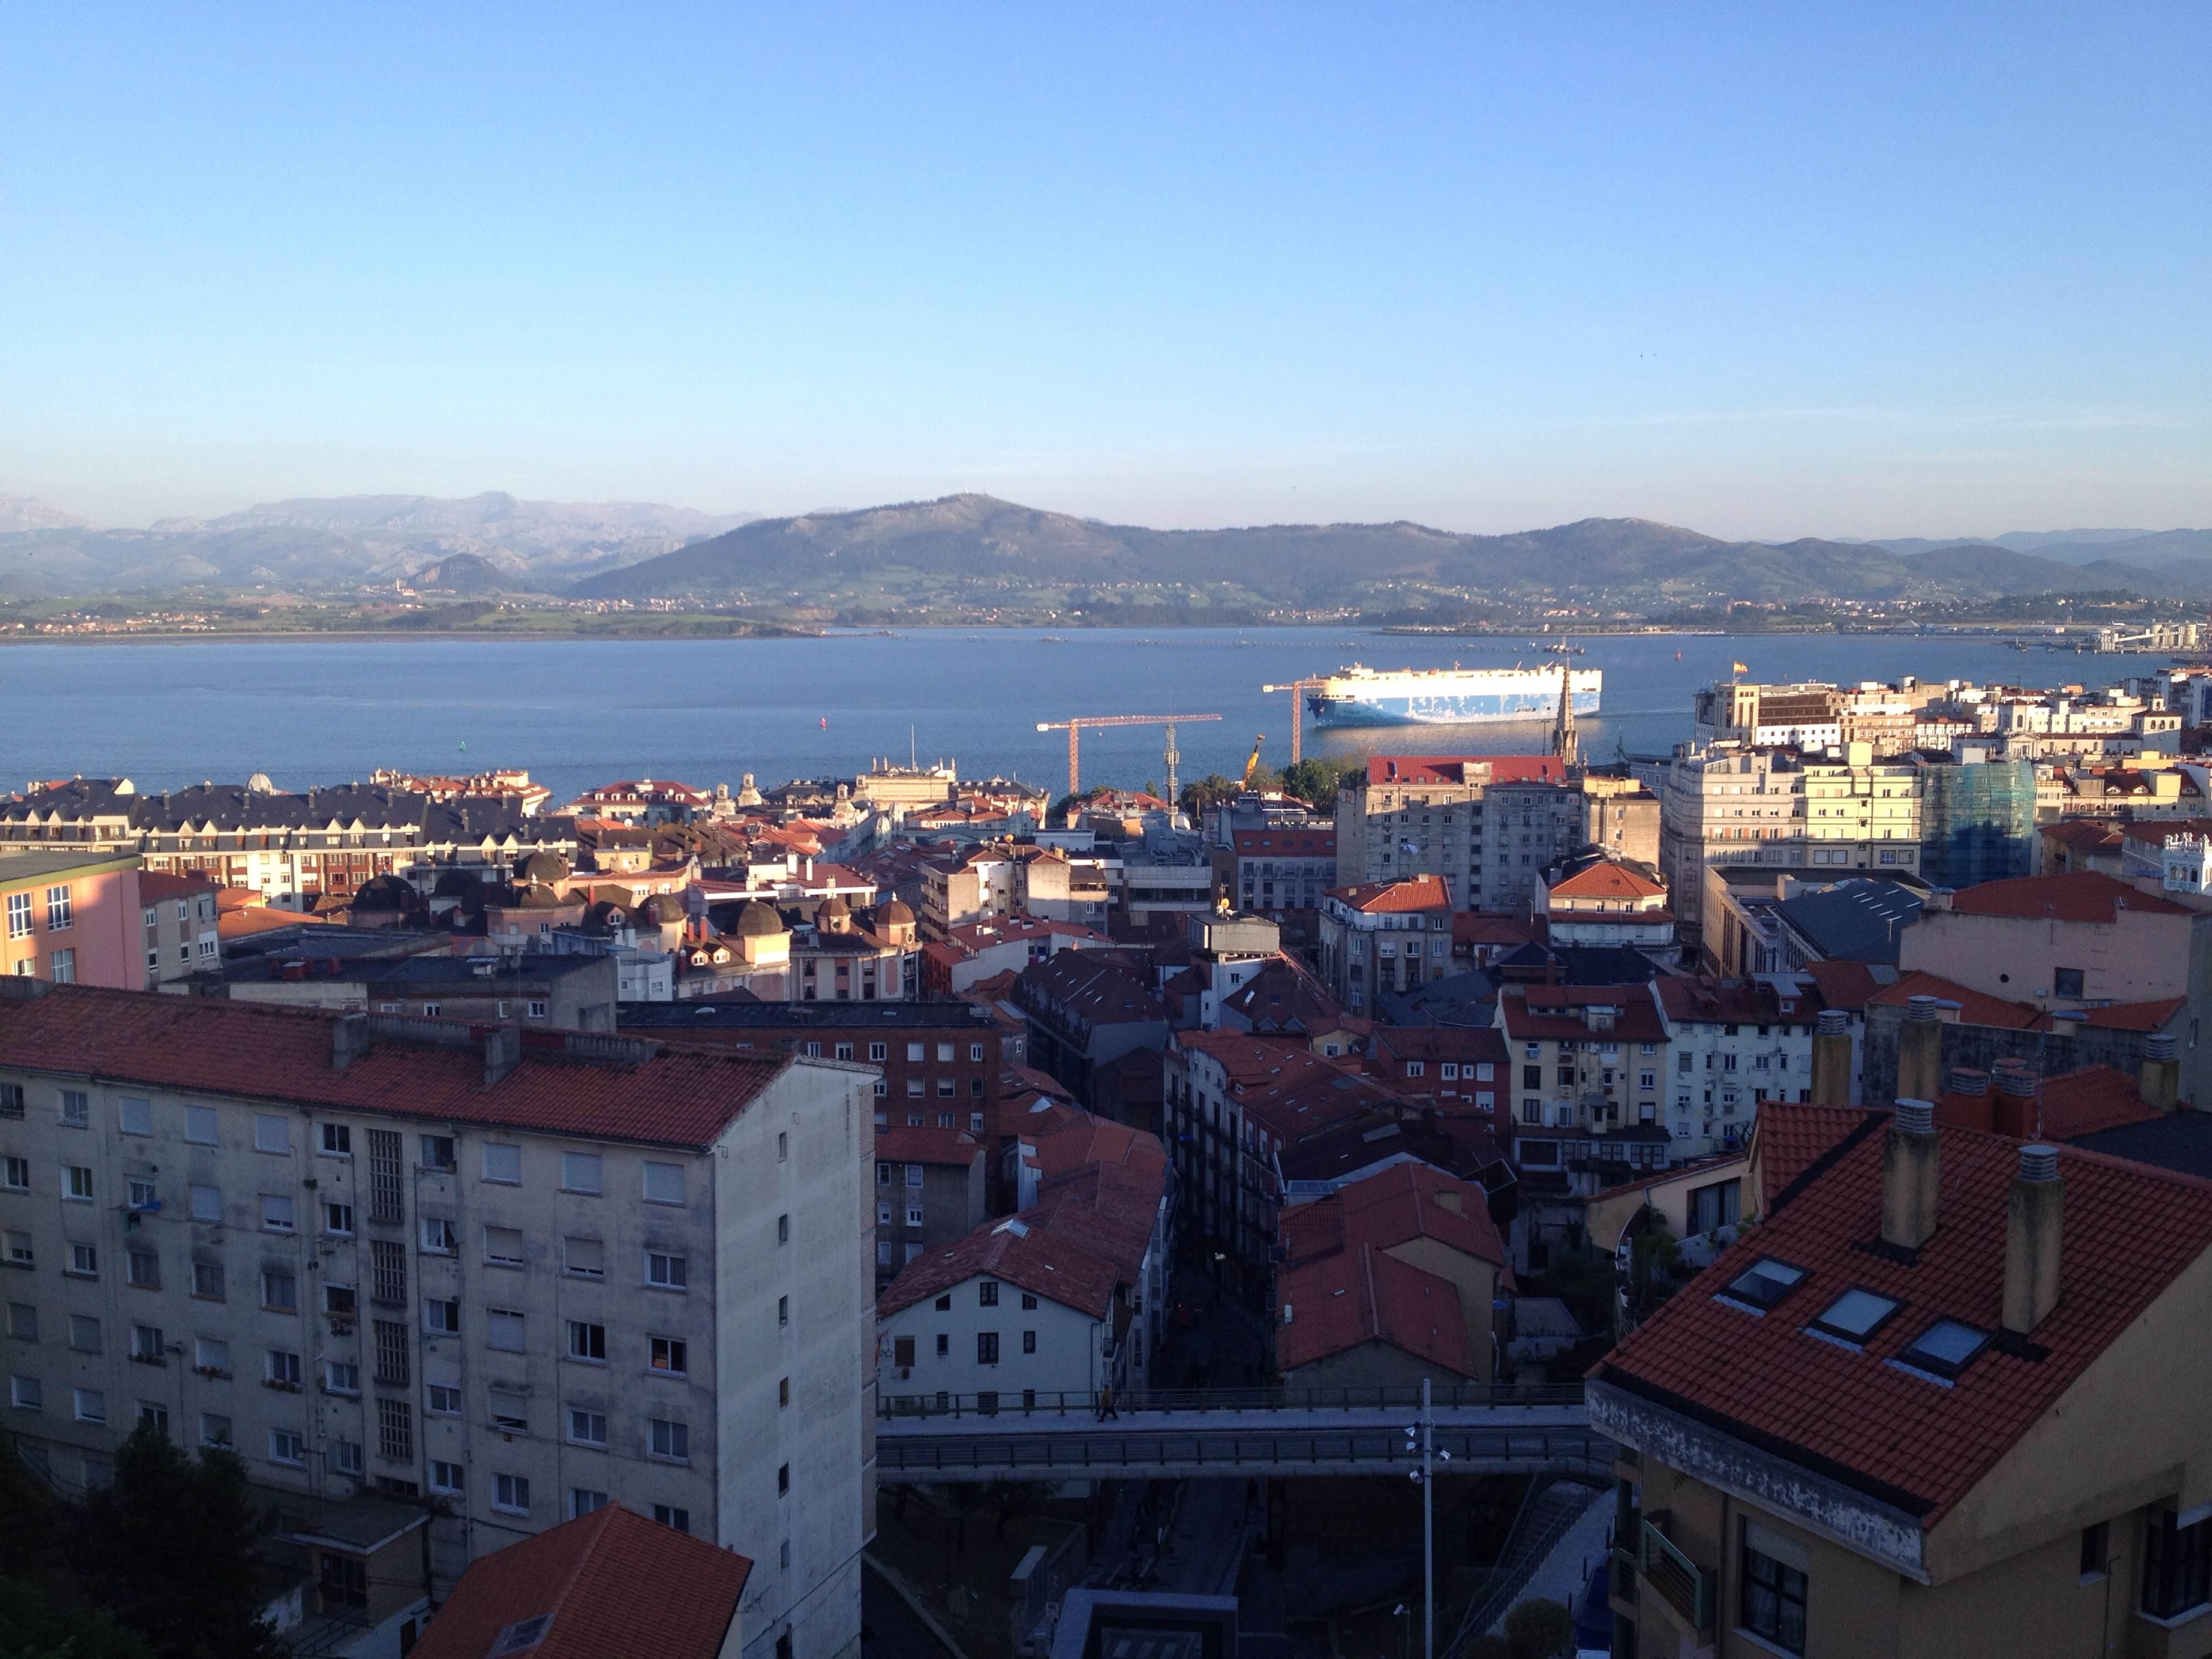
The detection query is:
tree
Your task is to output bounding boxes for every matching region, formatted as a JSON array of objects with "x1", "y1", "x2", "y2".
[
  {"x1": 0, "y1": 1575, "x2": 150, "y2": 1659},
  {"x1": 1279, "y1": 756, "x2": 1363, "y2": 807},
  {"x1": 83, "y1": 1427, "x2": 285, "y2": 1659},
  {"x1": 1177, "y1": 773, "x2": 1241, "y2": 820},
  {"x1": 1503, "y1": 1598, "x2": 1575, "y2": 1659}
]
